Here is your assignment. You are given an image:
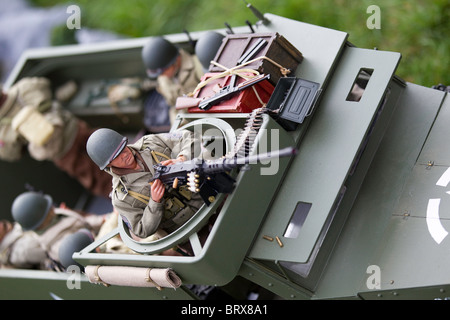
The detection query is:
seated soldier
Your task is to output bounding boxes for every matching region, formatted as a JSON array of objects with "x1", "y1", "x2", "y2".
[
  {"x1": 141, "y1": 37, "x2": 204, "y2": 124},
  {"x1": 0, "y1": 77, "x2": 112, "y2": 198},
  {"x1": 10, "y1": 191, "x2": 107, "y2": 271}
]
